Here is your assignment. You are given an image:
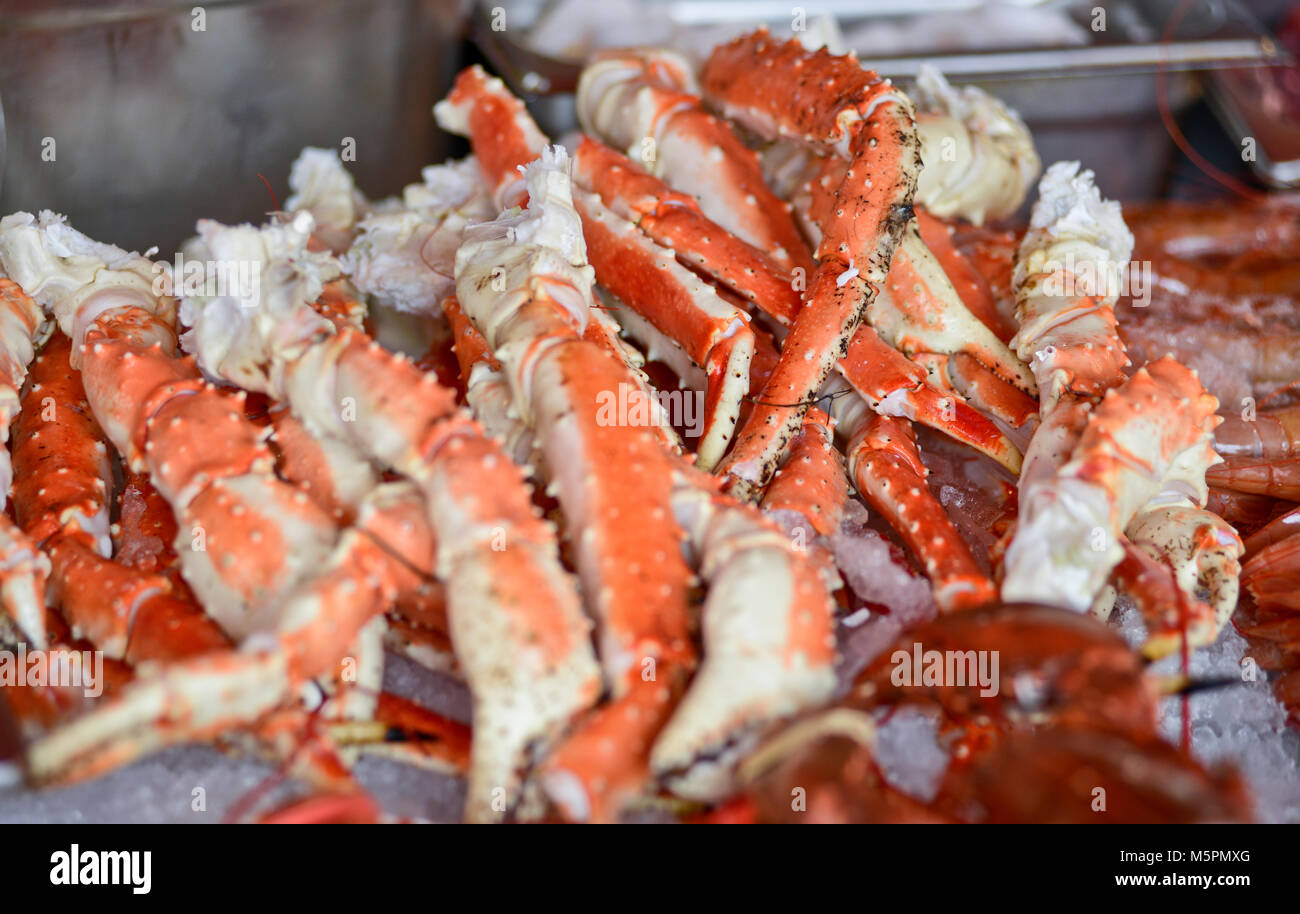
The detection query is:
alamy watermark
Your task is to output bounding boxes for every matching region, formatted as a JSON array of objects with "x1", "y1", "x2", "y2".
[
  {"x1": 151, "y1": 253, "x2": 261, "y2": 300},
  {"x1": 890, "y1": 641, "x2": 1000, "y2": 697},
  {"x1": 50, "y1": 844, "x2": 151, "y2": 894},
  {"x1": 595, "y1": 382, "x2": 705, "y2": 438},
  {"x1": 0, "y1": 643, "x2": 103, "y2": 698},
  {"x1": 1040, "y1": 254, "x2": 1152, "y2": 308}
]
